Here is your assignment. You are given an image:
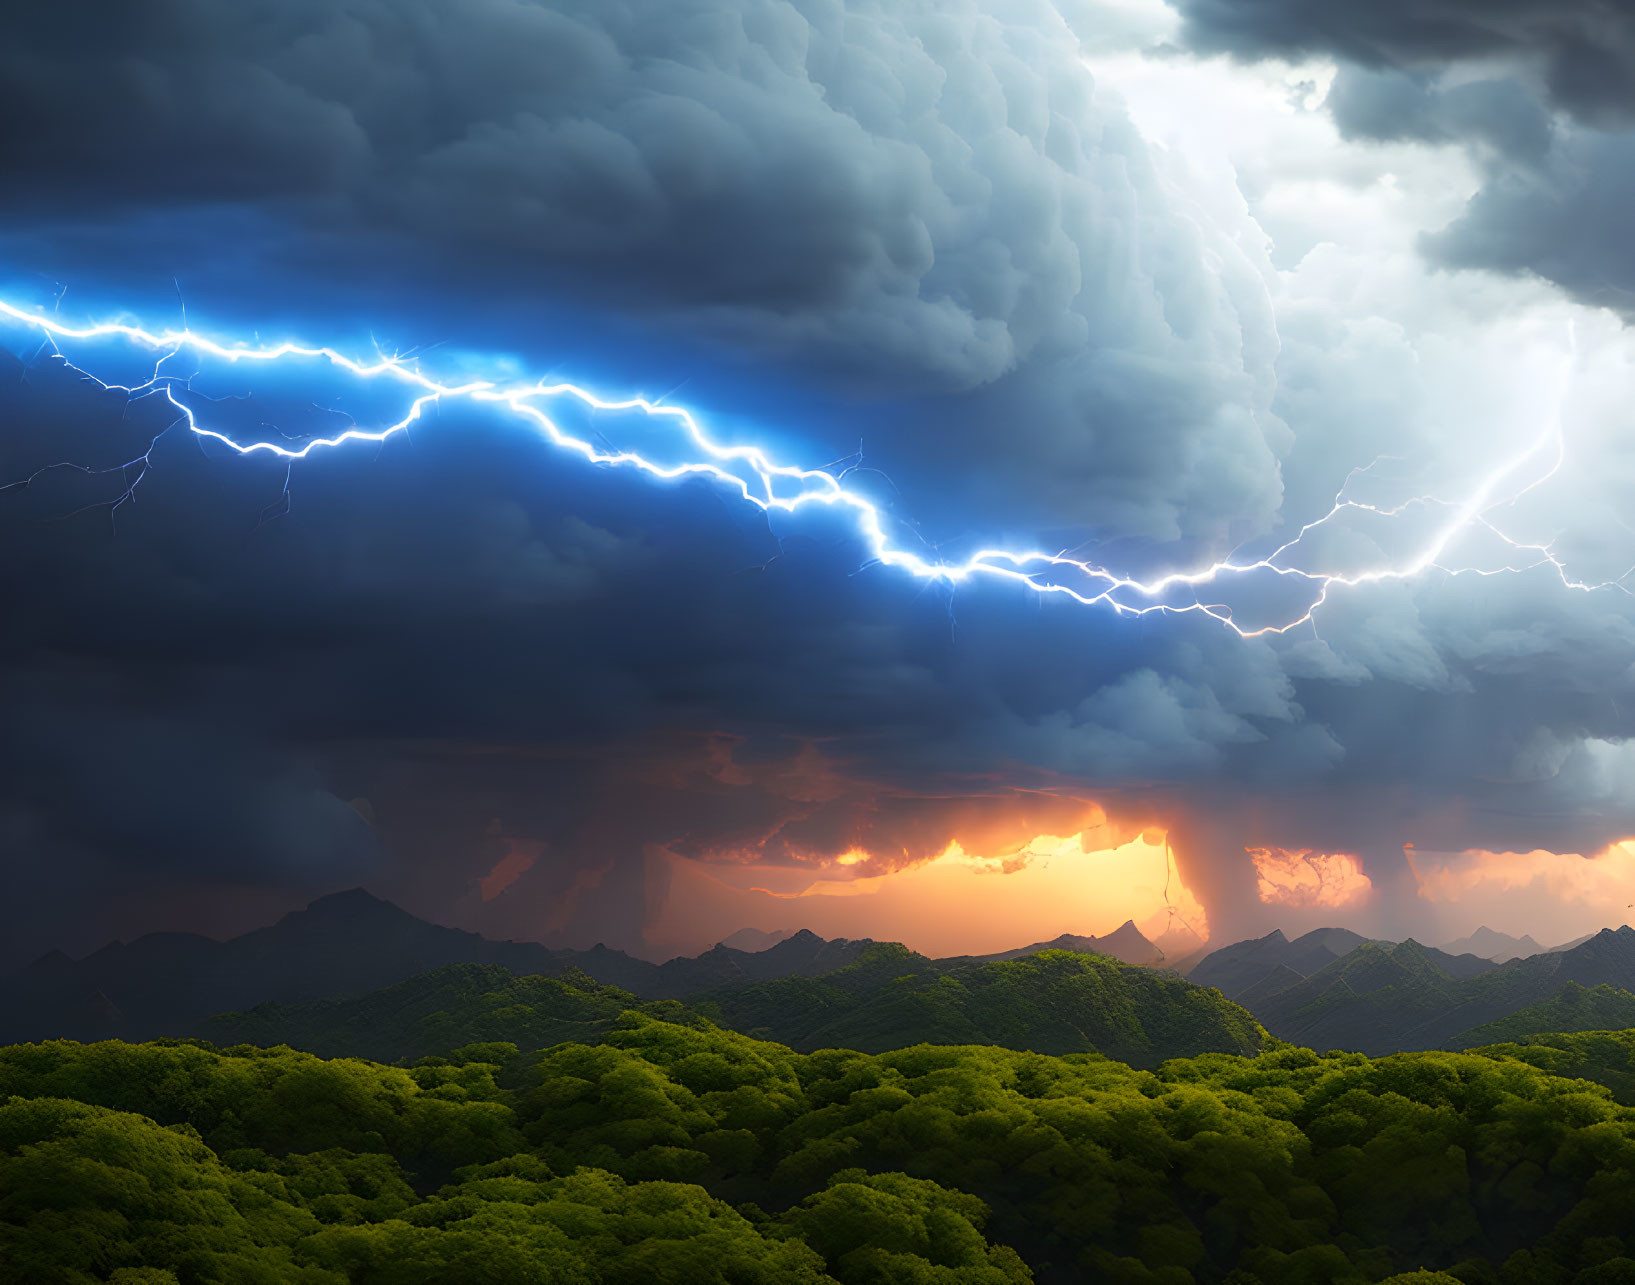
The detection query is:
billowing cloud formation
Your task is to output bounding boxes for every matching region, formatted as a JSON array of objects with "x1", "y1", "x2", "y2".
[
  {"x1": 1250, "y1": 847, "x2": 1371, "y2": 909},
  {"x1": 2, "y1": 0, "x2": 1635, "y2": 963},
  {"x1": 1406, "y1": 840, "x2": 1635, "y2": 948},
  {"x1": 1172, "y1": 0, "x2": 1635, "y2": 126},
  {"x1": 0, "y1": 0, "x2": 1286, "y2": 544},
  {"x1": 1170, "y1": 0, "x2": 1635, "y2": 318}
]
